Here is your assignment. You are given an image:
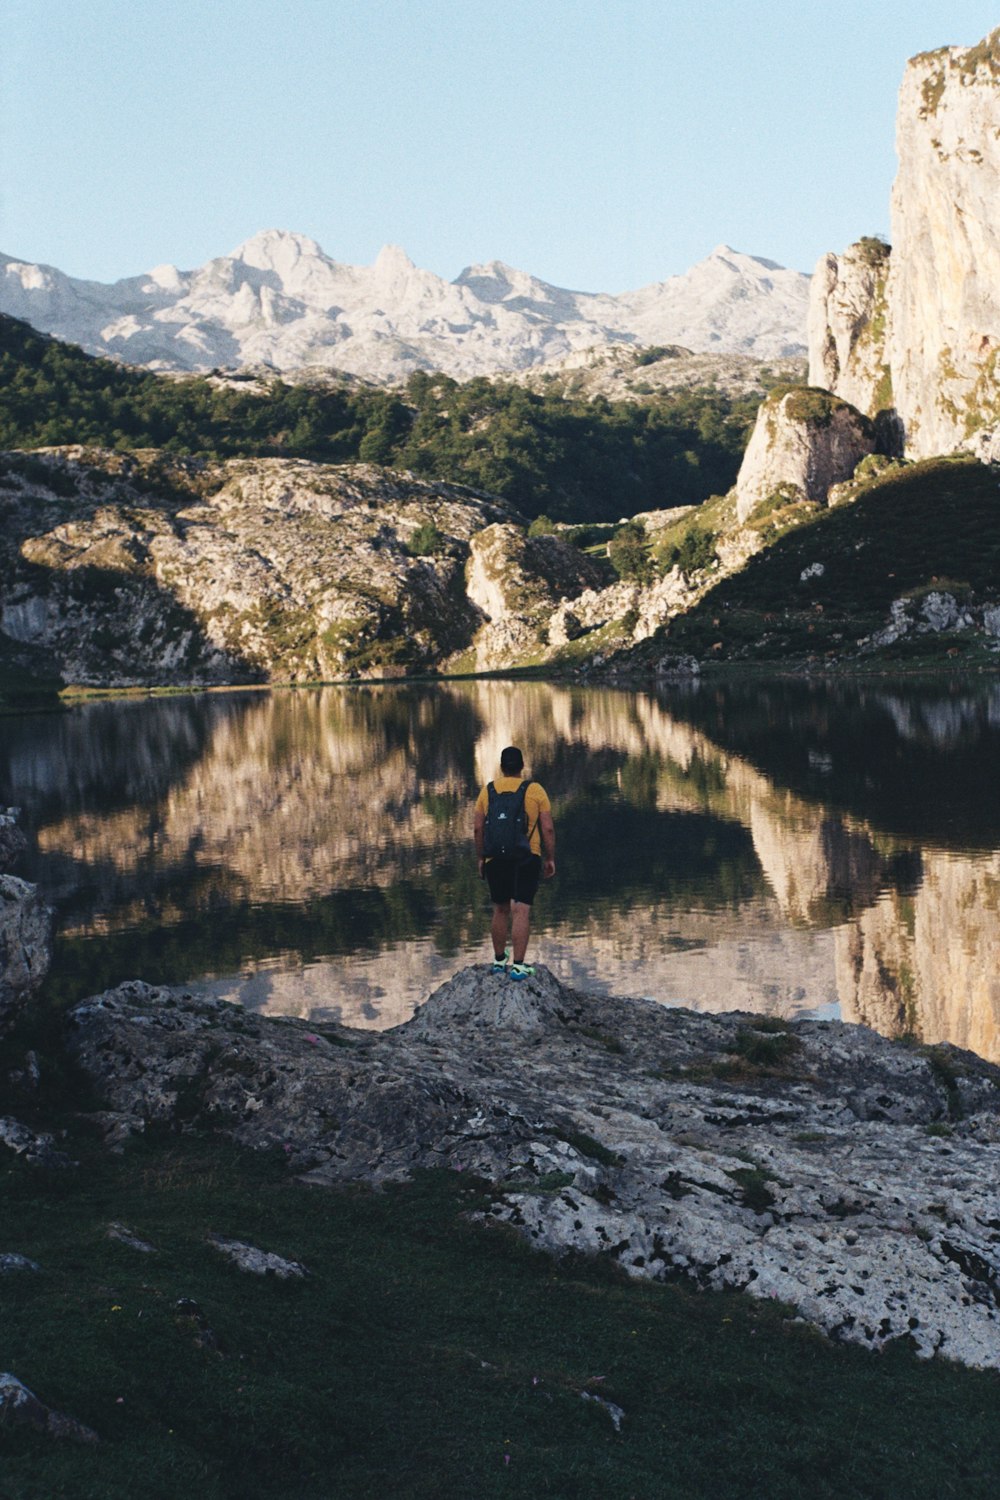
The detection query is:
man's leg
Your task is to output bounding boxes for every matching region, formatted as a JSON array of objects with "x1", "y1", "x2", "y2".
[
  {"x1": 491, "y1": 901, "x2": 511, "y2": 960},
  {"x1": 510, "y1": 900, "x2": 531, "y2": 964}
]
